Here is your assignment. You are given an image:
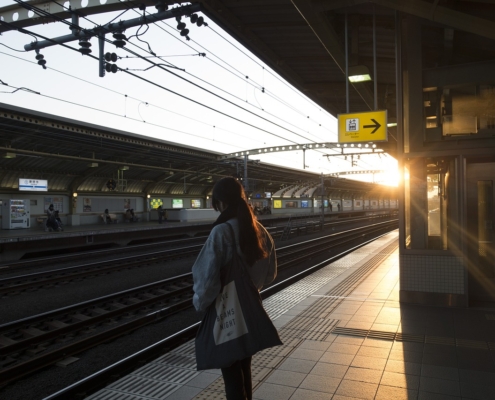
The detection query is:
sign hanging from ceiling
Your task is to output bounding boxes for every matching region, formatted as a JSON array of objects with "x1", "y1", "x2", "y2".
[
  {"x1": 337, "y1": 110, "x2": 387, "y2": 143},
  {"x1": 19, "y1": 178, "x2": 48, "y2": 191}
]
